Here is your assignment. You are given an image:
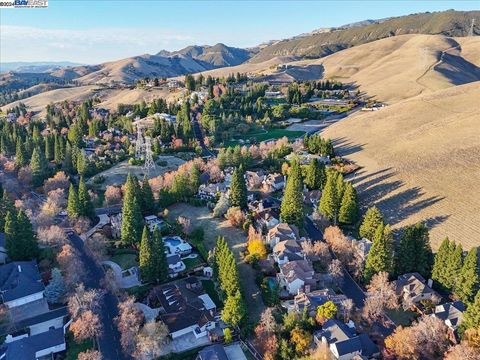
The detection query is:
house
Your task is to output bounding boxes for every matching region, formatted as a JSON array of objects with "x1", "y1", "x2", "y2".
[
  {"x1": 286, "y1": 151, "x2": 330, "y2": 165},
  {"x1": 144, "y1": 215, "x2": 164, "y2": 232},
  {"x1": 266, "y1": 223, "x2": 299, "y2": 247},
  {"x1": 0, "y1": 326, "x2": 67, "y2": 360},
  {"x1": 167, "y1": 254, "x2": 186, "y2": 276},
  {"x1": 395, "y1": 273, "x2": 441, "y2": 309},
  {"x1": 198, "y1": 182, "x2": 228, "y2": 200},
  {"x1": 163, "y1": 236, "x2": 192, "y2": 256},
  {"x1": 0, "y1": 233, "x2": 7, "y2": 264},
  {"x1": 433, "y1": 301, "x2": 466, "y2": 342},
  {"x1": 303, "y1": 189, "x2": 321, "y2": 208},
  {"x1": 13, "y1": 307, "x2": 68, "y2": 336},
  {"x1": 314, "y1": 319, "x2": 379, "y2": 360},
  {"x1": 155, "y1": 283, "x2": 217, "y2": 339},
  {"x1": 248, "y1": 198, "x2": 279, "y2": 213},
  {"x1": 245, "y1": 170, "x2": 265, "y2": 190},
  {"x1": 284, "y1": 288, "x2": 349, "y2": 317},
  {"x1": 0, "y1": 261, "x2": 44, "y2": 308},
  {"x1": 350, "y1": 237, "x2": 373, "y2": 261},
  {"x1": 277, "y1": 260, "x2": 316, "y2": 296},
  {"x1": 272, "y1": 239, "x2": 304, "y2": 265},
  {"x1": 255, "y1": 209, "x2": 280, "y2": 232},
  {"x1": 196, "y1": 344, "x2": 228, "y2": 360},
  {"x1": 262, "y1": 173, "x2": 285, "y2": 193},
  {"x1": 155, "y1": 113, "x2": 177, "y2": 123}
]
